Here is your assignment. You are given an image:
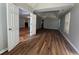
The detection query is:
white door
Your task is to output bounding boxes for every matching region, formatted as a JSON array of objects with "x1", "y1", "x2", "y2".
[
  {"x1": 64, "y1": 12, "x2": 71, "y2": 34},
  {"x1": 7, "y1": 3, "x2": 19, "y2": 51},
  {"x1": 30, "y1": 13, "x2": 36, "y2": 36}
]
